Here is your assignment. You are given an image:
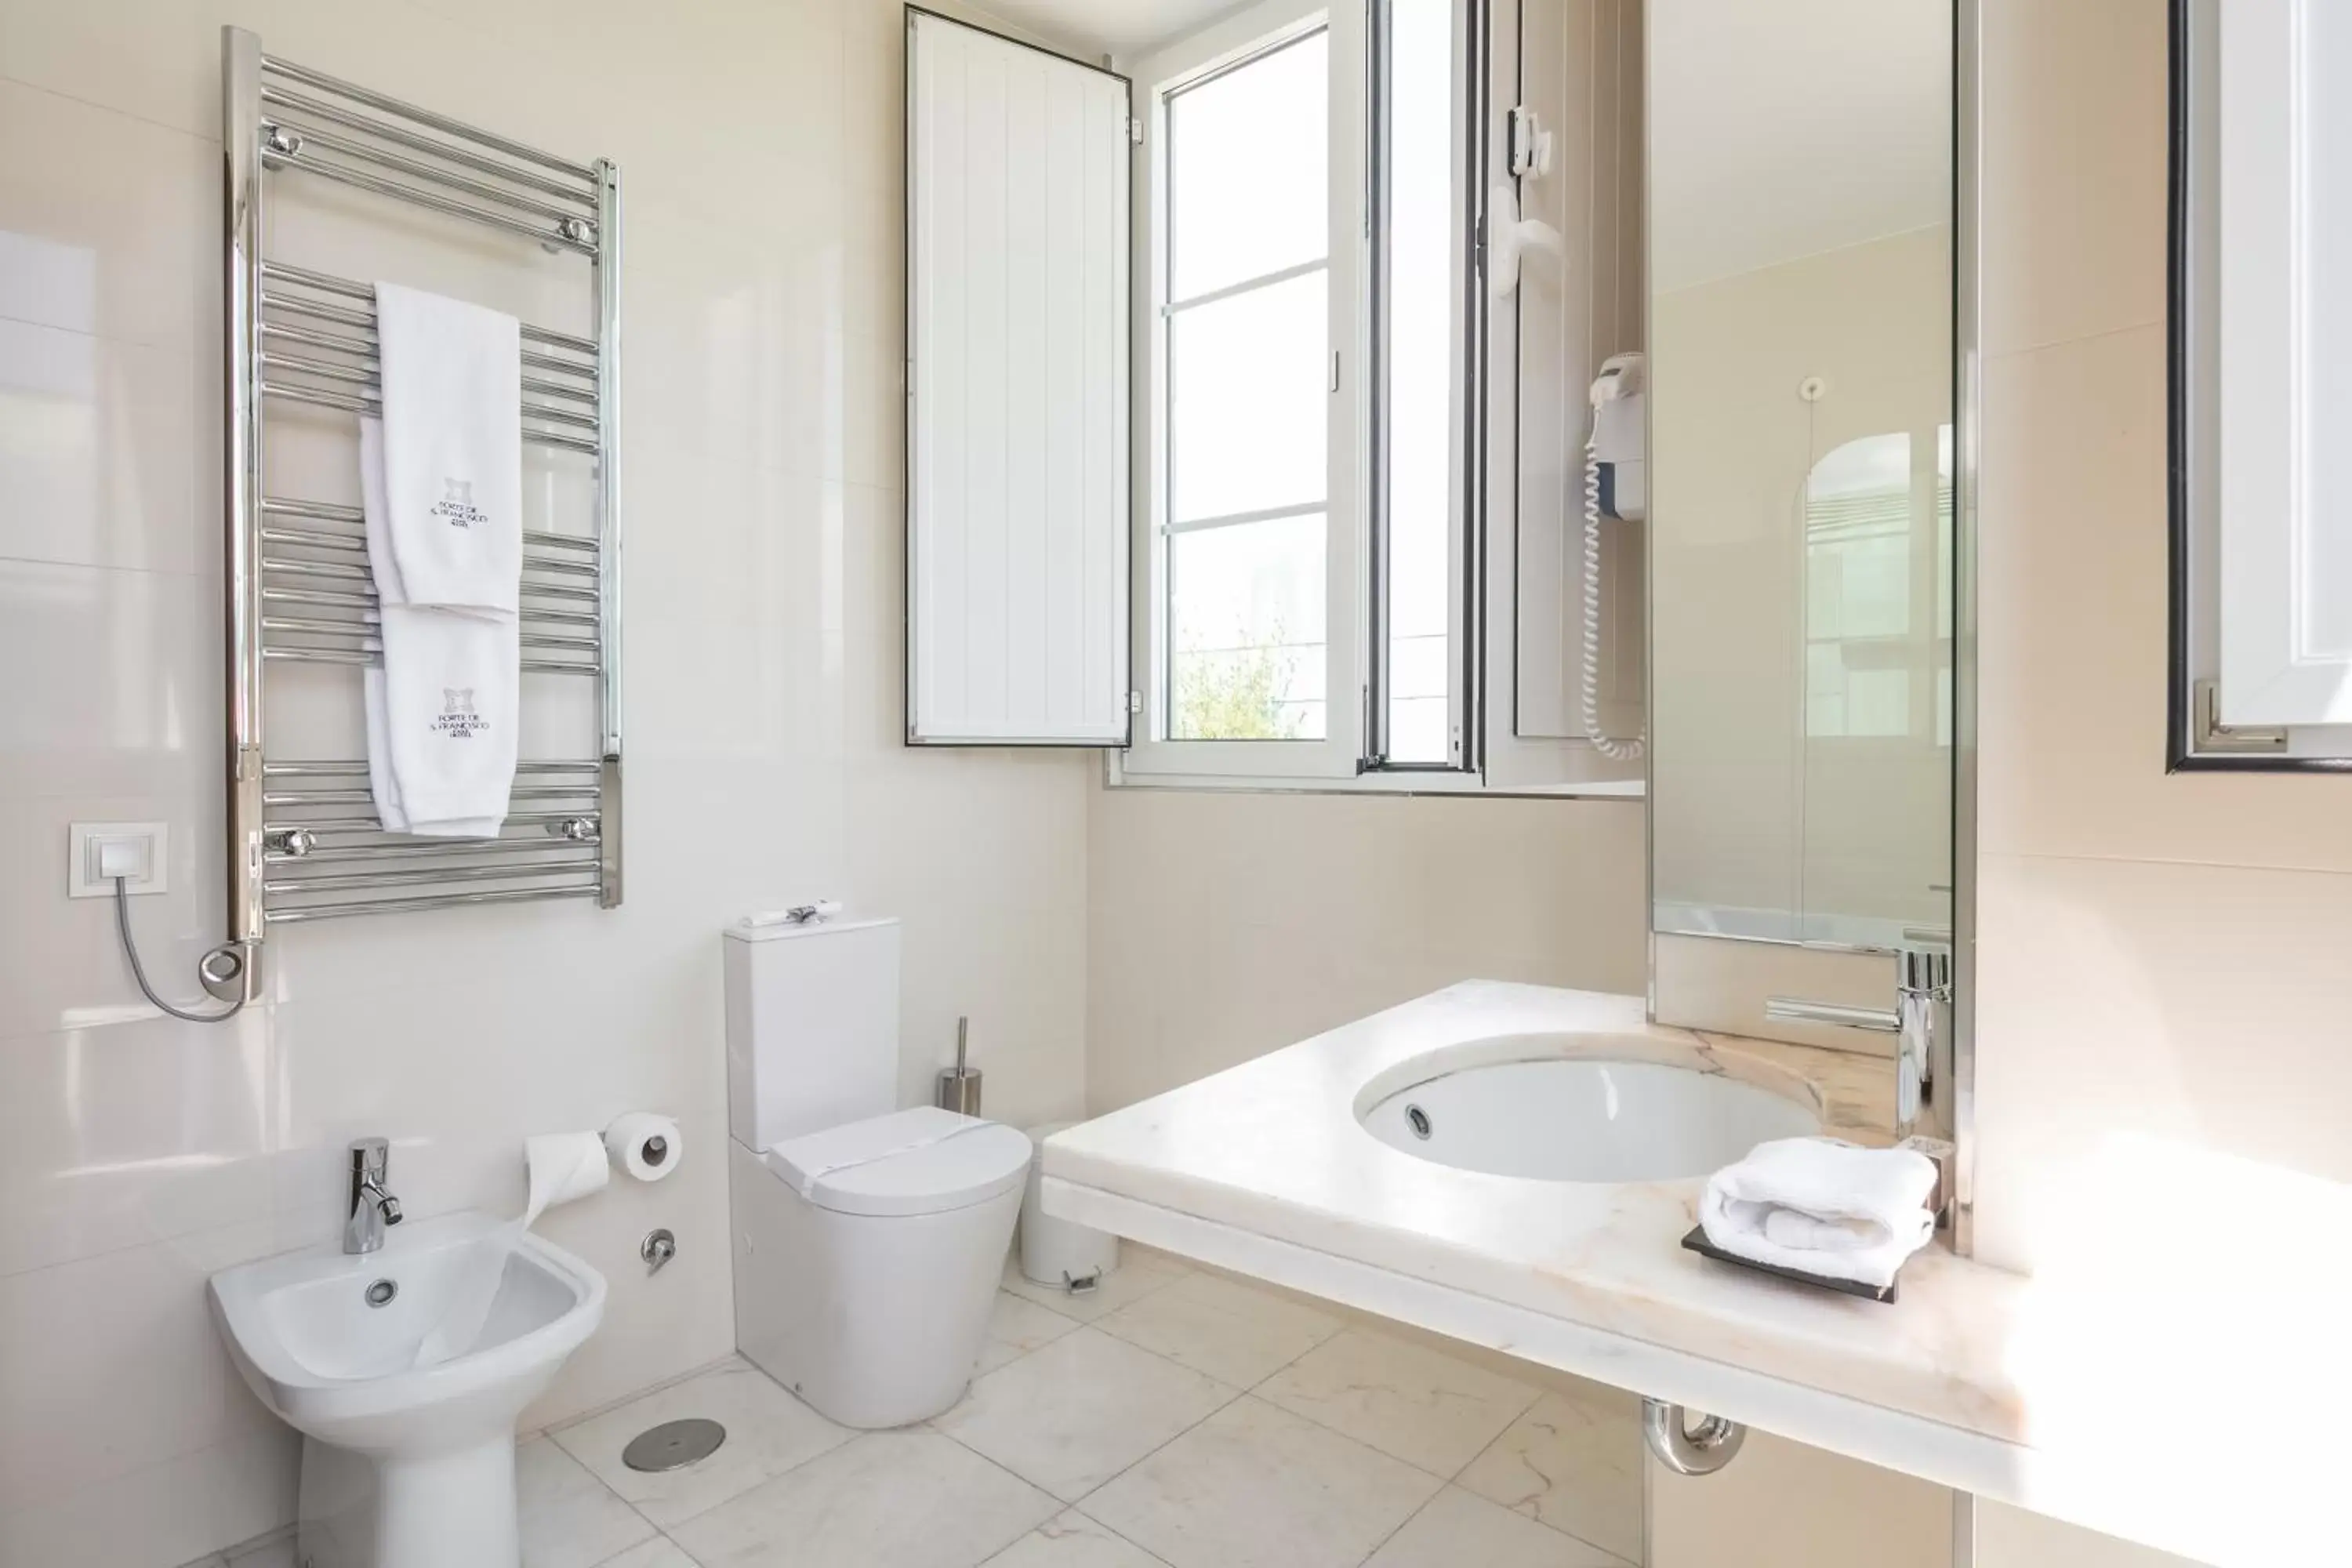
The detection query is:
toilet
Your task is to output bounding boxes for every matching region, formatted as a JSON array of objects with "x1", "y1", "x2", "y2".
[{"x1": 724, "y1": 914, "x2": 1031, "y2": 1428}]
